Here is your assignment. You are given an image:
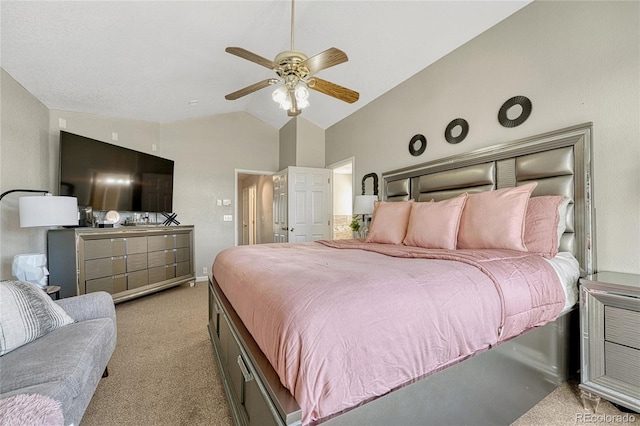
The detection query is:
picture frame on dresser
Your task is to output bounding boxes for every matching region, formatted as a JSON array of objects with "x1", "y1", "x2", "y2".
[{"x1": 579, "y1": 272, "x2": 640, "y2": 413}]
